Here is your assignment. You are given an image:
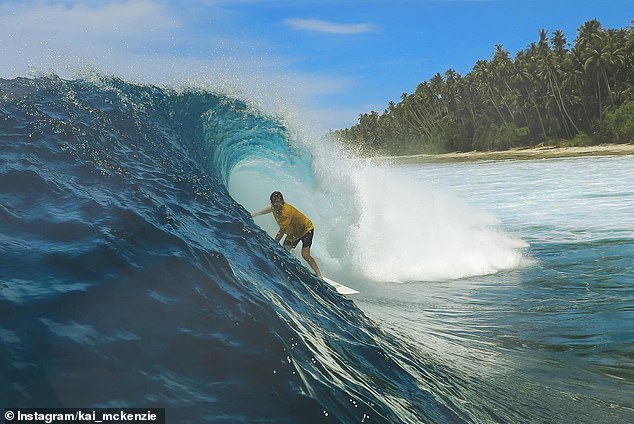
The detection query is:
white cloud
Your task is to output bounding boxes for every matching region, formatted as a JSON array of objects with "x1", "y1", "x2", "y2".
[{"x1": 285, "y1": 18, "x2": 374, "y2": 35}]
